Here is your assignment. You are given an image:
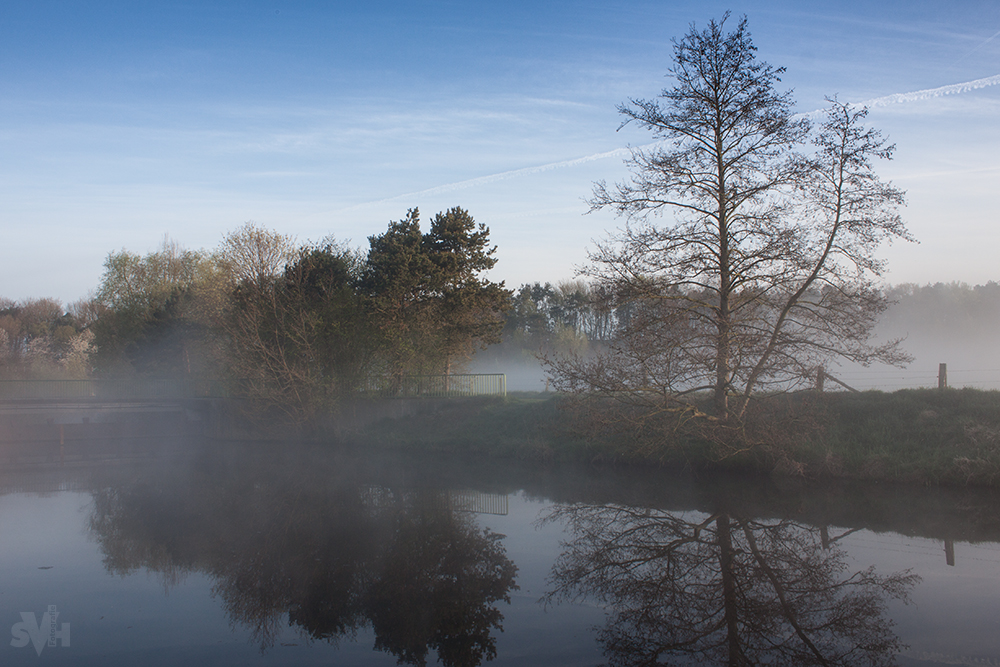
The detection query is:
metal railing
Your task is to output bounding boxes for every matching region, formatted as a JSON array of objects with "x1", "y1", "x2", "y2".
[
  {"x1": 360, "y1": 487, "x2": 509, "y2": 516},
  {"x1": 361, "y1": 373, "x2": 506, "y2": 398},
  {"x1": 448, "y1": 490, "x2": 509, "y2": 516}
]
